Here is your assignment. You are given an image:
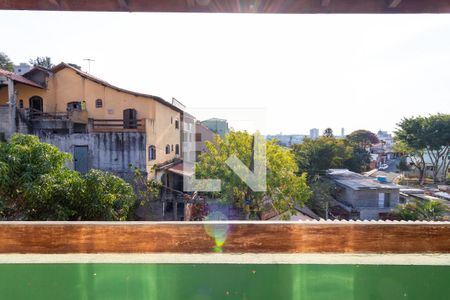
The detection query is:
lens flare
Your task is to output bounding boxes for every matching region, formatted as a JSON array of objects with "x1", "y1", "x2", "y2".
[{"x1": 204, "y1": 211, "x2": 230, "y2": 253}]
